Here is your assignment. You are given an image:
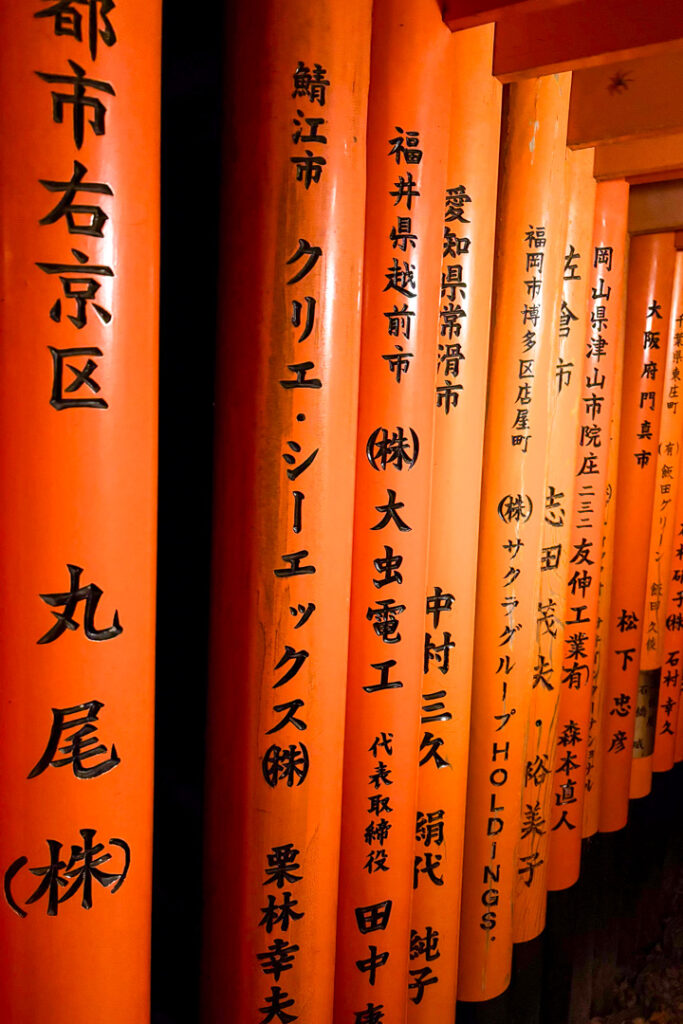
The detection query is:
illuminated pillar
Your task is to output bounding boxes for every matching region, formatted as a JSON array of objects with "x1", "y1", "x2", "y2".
[
  {"x1": 583, "y1": 329, "x2": 626, "y2": 838},
  {"x1": 333, "y1": 2, "x2": 452, "y2": 1021},
  {"x1": 202, "y1": 3, "x2": 373, "y2": 1022},
  {"x1": 631, "y1": 248, "x2": 683, "y2": 797},
  {"x1": 599, "y1": 232, "x2": 676, "y2": 834},
  {"x1": 457, "y1": 73, "x2": 571, "y2": 1003},
  {"x1": 409, "y1": 23, "x2": 502, "y2": 1020},
  {"x1": 652, "y1": 251, "x2": 683, "y2": 776},
  {"x1": 0, "y1": 3, "x2": 160, "y2": 1020},
  {"x1": 513, "y1": 148, "x2": 595, "y2": 928},
  {"x1": 547, "y1": 179, "x2": 629, "y2": 882}
]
